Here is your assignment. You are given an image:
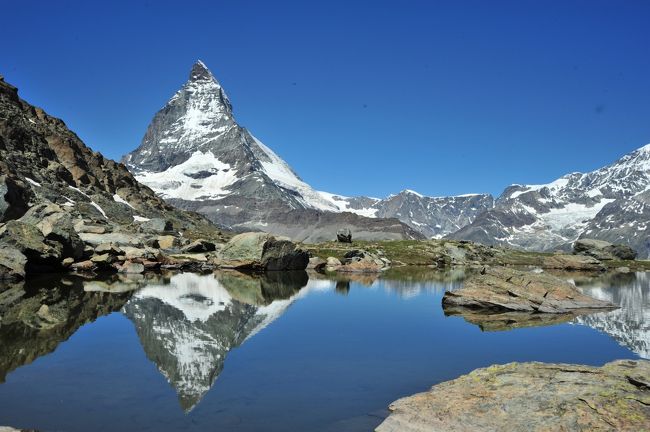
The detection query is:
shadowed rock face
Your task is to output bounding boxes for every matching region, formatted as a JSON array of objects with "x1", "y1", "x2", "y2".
[
  {"x1": 376, "y1": 360, "x2": 650, "y2": 432},
  {"x1": 121, "y1": 271, "x2": 308, "y2": 411},
  {"x1": 0, "y1": 275, "x2": 132, "y2": 382}
]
